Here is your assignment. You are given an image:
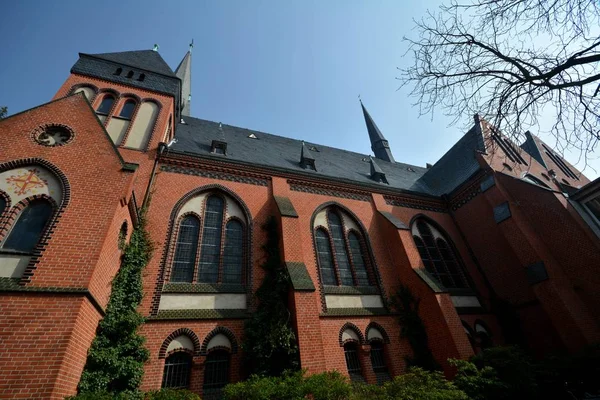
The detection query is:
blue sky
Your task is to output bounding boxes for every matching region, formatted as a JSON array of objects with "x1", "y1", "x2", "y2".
[{"x1": 1, "y1": 0, "x2": 597, "y2": 178}]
